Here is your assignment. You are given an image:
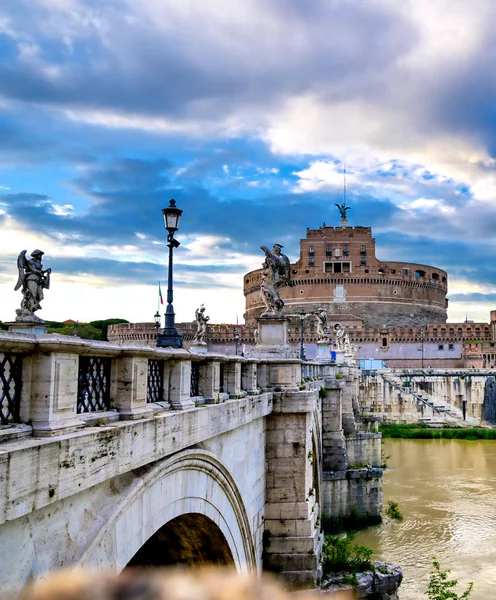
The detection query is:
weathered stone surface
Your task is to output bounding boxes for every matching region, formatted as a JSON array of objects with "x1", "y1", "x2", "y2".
[{"x1": 321, "y1": 562, "x2": 402, "y2": 599}]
